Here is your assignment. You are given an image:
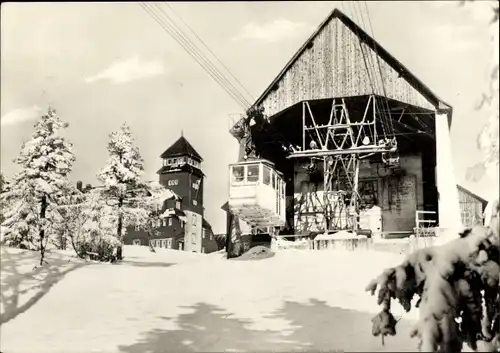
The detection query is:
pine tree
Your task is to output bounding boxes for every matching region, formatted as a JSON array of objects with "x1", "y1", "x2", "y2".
[
  {"x1": 465, "y1": 1, "x2": 499, "y2": 183},
  {"x1": 97, "y1": 123, "x2": 149, "y2": 260},
  {"x1": 1, "y1": 107, "x2": 75, "y2": 265},
  {"x1": 0, "y1": 173, "x2": 8, "y2": 225}
]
